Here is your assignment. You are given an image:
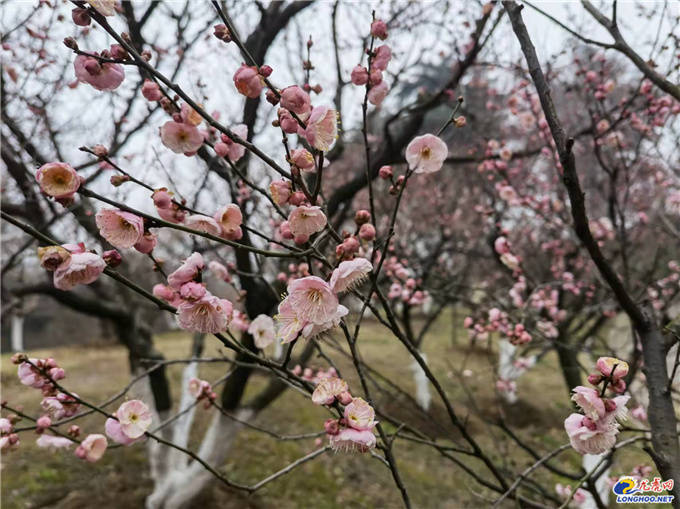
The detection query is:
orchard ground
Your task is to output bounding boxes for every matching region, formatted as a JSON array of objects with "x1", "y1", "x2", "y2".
[{"x1": 2, "y1": 314, "x2": 651, "y2": 508}]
